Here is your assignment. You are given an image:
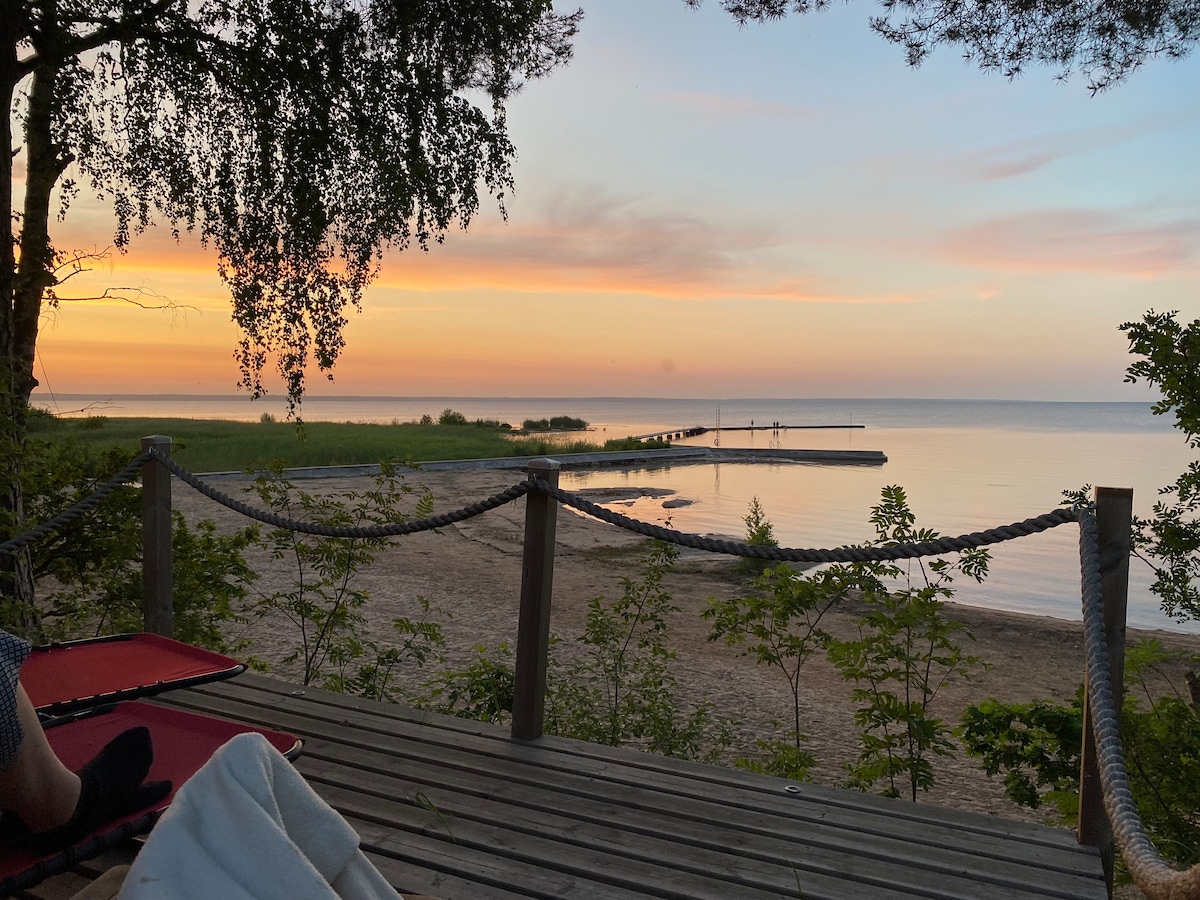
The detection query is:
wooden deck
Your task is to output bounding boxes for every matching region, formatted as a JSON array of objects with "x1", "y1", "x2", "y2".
[{"x1": 30, "y1": 673, "x2": 1106, "y2": 899}]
